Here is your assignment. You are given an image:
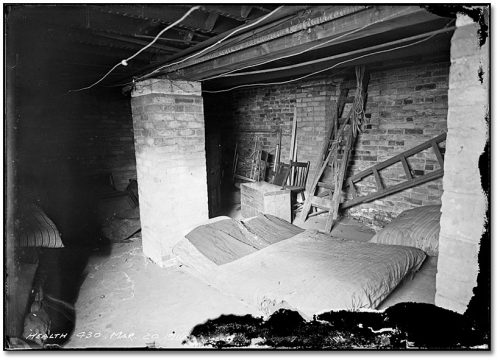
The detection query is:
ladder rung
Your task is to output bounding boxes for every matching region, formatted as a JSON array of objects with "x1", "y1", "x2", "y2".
[
  {"x1": 400, "y1": 155, "x2": 412, "y2": 180},
  {"x1": 431, "y1": 141, "x2": 445, "y2": 168},
  {"x1": 317, "y1": 182, "x2": 335, "y2": 190},
  {"x1": 310, "y1": 196, "x2": 335, "y2": 210},
  {"x1": 373, "y1": 169, "x2": 384, "y2": 191}
]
